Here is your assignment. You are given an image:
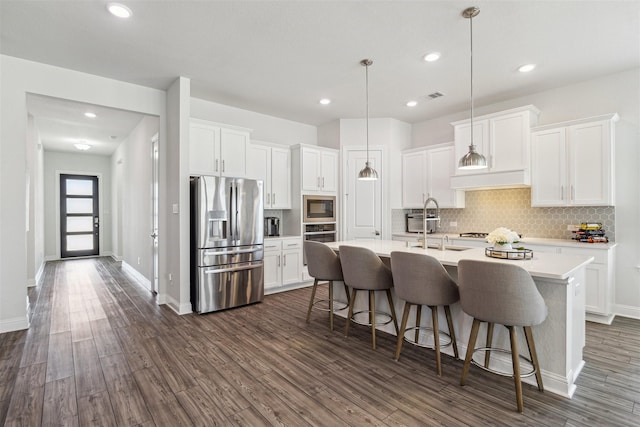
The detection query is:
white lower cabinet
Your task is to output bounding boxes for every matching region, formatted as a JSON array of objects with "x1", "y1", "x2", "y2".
[{"x1": 264, "y1": 237, "x2": 303, "y2": 293}]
